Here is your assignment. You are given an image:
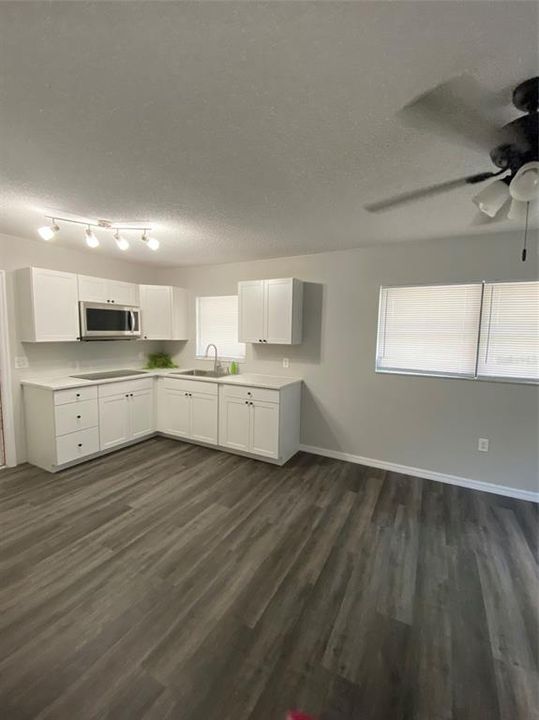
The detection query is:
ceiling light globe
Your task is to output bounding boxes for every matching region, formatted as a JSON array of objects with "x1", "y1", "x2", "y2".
[
  {"x1": 147, "y1": 236, "x2": 159, "y2": 251},
  {"x1": 85, "y1": 228, "x2": 100, "y2": 248},
  {"x1": 510, "y1": 162, "x2": 539, "y2": 202},
  {"x1": 472, "y1": 180, "x2": 510, "y2": 218}
]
